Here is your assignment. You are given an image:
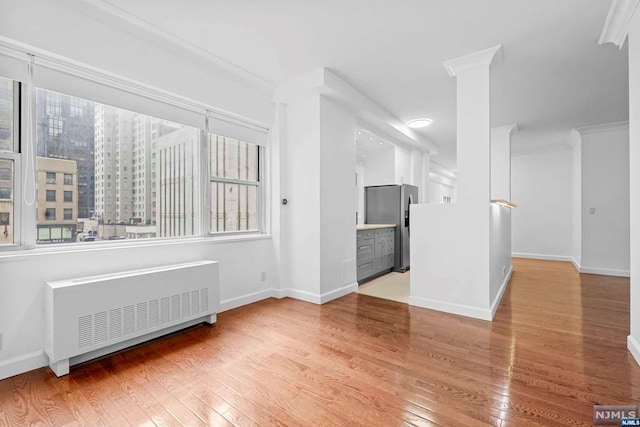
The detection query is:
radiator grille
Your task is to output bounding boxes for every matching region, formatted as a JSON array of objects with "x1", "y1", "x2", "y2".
[
  {"x1": 77, "y1": 288, "x2": 210, "y2": 350},
  {"x1": 79, "y1": 315, "x2": 92, "y2": 349}
]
